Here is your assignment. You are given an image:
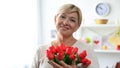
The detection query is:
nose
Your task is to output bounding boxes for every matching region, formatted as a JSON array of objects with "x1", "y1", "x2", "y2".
[{"x1": 63, "y1": 19, "x2": 69, "y2": 25}]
